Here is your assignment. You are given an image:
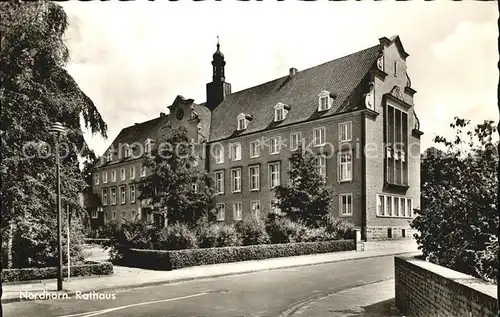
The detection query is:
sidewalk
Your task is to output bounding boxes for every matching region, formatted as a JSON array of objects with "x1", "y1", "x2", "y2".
[
  {"x1": 2, "y1": 239, "x2": 420, "y2": 304},
  {"x1": 289, "y1": 279, "x2": 402, "y2": 317}
]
